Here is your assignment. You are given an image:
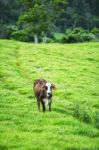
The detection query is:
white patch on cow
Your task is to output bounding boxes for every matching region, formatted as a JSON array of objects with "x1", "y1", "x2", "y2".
[
  {"x1": 46, "y1": 82, "x2": 52, "y2": 97},
  {"x1": 43, "y1": 98, "x2": 51, "y2": 105},
  {"x1": 43, "y1": 98, "x2": 48, "y2": 105}
]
